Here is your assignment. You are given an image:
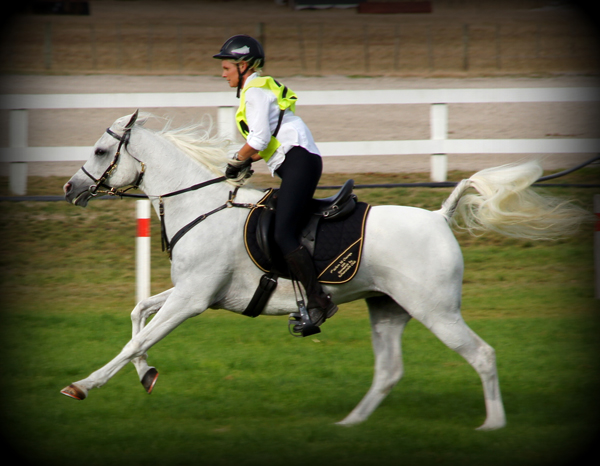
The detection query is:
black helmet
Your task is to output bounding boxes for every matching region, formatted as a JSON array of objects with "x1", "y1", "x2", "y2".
[{"x1": 213, "y1": 34, "x2": 265, "y2": 69}]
